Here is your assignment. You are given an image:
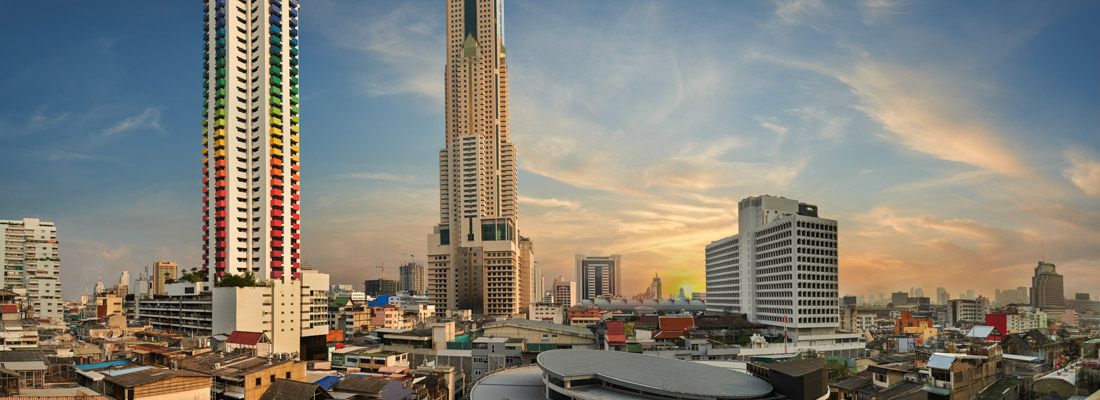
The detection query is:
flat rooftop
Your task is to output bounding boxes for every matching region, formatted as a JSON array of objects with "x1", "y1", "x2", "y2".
[{"x1": 469, "y1": 365, "x2": 544, "y2": 400}]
